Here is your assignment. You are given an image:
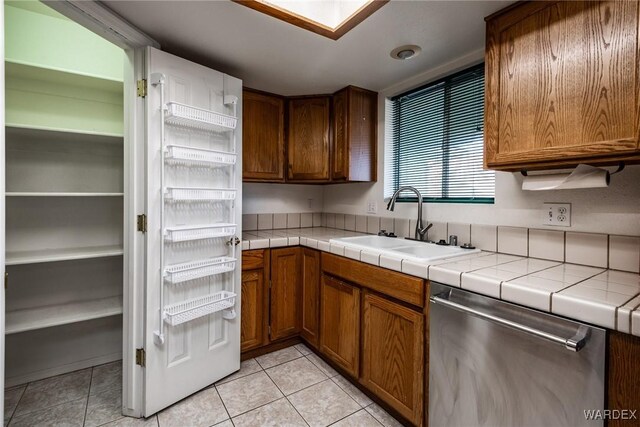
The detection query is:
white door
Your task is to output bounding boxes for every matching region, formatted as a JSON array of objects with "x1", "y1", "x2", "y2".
[{"x1": 142, "y1": 47, "x2": 242, "y2": 416}]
